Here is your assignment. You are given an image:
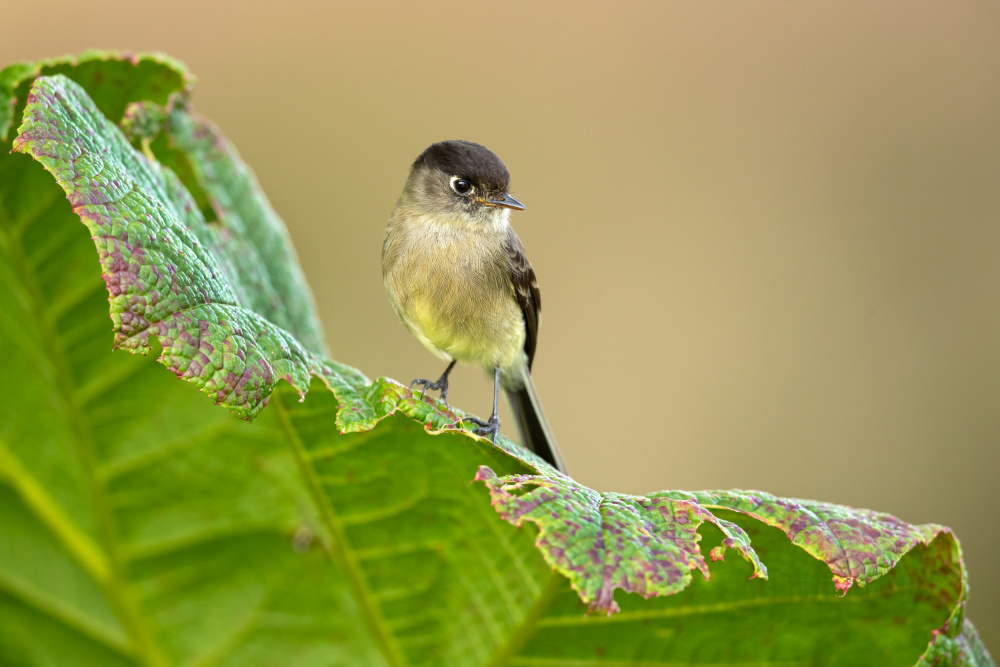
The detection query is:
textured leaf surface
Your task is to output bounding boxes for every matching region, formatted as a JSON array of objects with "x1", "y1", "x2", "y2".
[
  {"x1": 0, "y1": 53, "x2": 992, "y2": 667},
  {"x1": 676, "y1": 490, "x2": 951, "y2": 594},
  {"x1": 11, "y1": 74, "x2": 340, "y2": 420},
  {"x1": 148, "y1": 101, "x2": 327, "y2": 356},
  {"x1": 474, "y1": 468, "x2": 767, "y2": 614},
  {"x1": 476, "y1": 470, "x2": 986, "y2": 665}
]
